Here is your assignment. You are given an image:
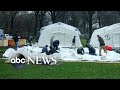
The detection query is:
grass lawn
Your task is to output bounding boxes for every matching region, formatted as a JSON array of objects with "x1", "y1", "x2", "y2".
[
  {"x1": 1, "y1": 59, "x2": 120, "y2": 79},
  {"x1": 81, "y1": 38, "x2": 86, "y2": 47}
]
